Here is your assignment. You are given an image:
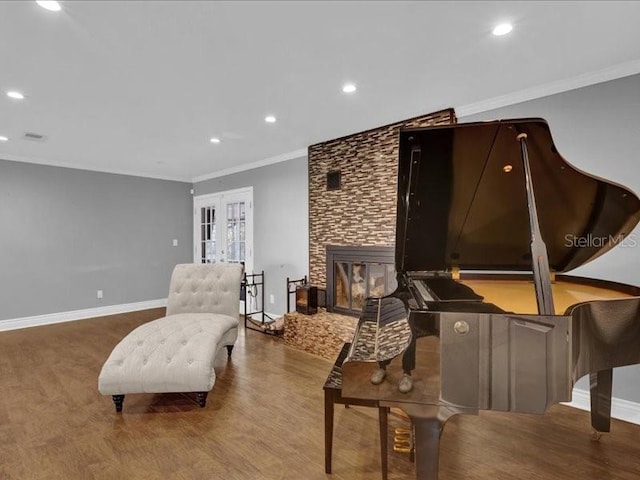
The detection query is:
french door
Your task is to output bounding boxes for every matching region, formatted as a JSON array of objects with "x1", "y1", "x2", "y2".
[{"x1": 193, "y1": 187, "x2": 253, "y2": 275}]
